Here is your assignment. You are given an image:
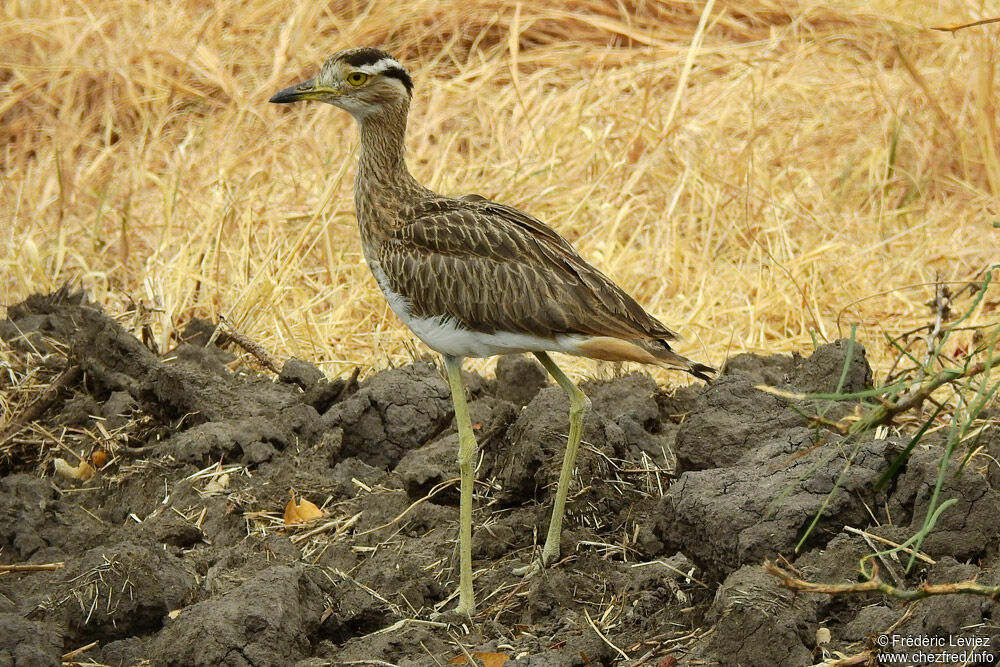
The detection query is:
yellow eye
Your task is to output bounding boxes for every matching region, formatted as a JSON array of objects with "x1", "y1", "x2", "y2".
[{"x1": 346, "y1": 72, "x2": 368, "y2": 87}]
